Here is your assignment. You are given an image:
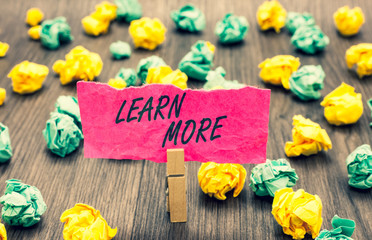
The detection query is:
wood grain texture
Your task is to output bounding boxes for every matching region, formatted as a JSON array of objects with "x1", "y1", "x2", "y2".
[{"x1": 0, "y1": 0, "x2": 371, "y2": 239}]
